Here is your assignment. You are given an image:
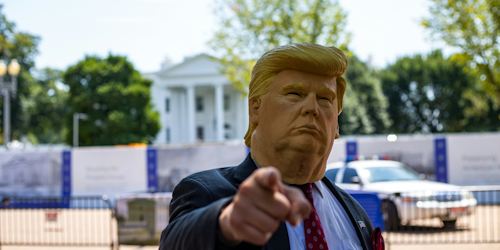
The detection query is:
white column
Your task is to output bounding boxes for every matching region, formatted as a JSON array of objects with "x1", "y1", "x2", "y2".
[
  {"x1": 158, "y1": 89, "x2": 167, "y2": 144},
  {"x1": 215, "y1": 84, "x2": 225, "y2": 141},
  {"x1": 186, "y1": 86, "x2": 196, "y2": 143},
  {"x1": 174, "y1": 90, "x2": 185, "y2": 143},
  {"x1": 163, "y1": 89, "x2": 171, "y2": 144}
]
